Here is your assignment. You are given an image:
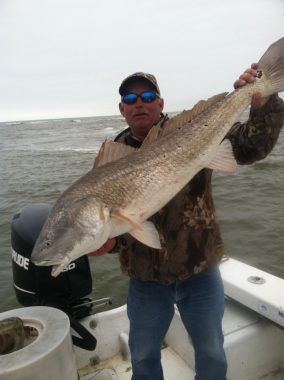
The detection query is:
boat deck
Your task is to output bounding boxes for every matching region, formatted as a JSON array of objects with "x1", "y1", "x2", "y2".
[
  {"x1": 77, "y1": 300, "x2": 284, "y2": 380},
  {"x1": 79, "y1": 345, "x2": 284, "y2": 380},
  {"x1": 79, "y1": 345, "x2": 196, "y2": 380}
]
